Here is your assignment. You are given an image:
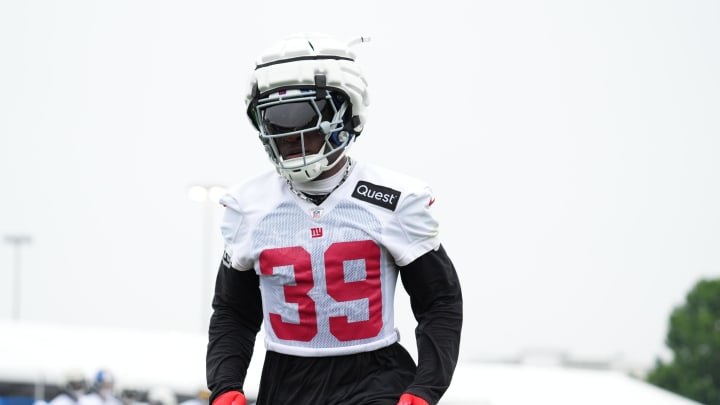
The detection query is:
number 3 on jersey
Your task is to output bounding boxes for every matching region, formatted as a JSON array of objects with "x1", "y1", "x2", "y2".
[{"x1": 259, "y1": 240, "x2": 383, "y2": 342}]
